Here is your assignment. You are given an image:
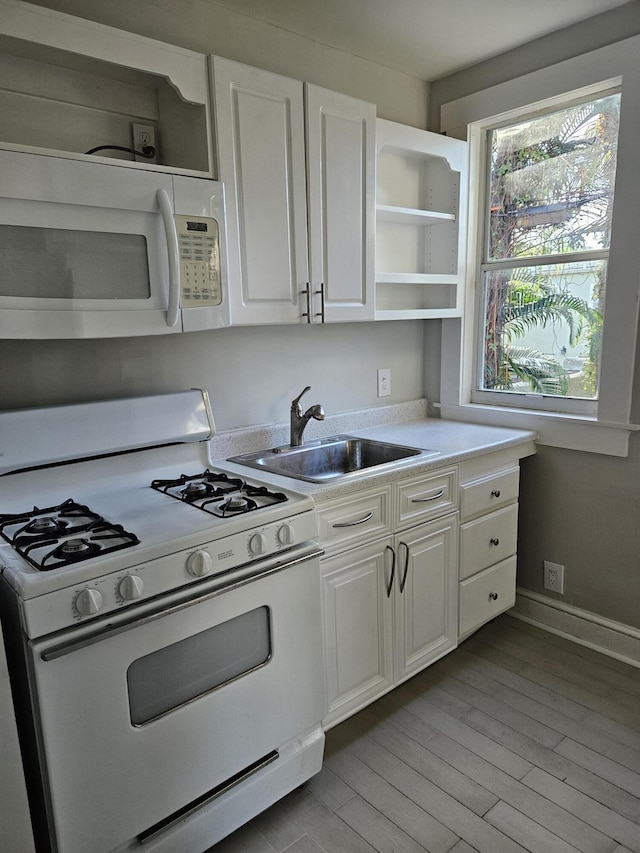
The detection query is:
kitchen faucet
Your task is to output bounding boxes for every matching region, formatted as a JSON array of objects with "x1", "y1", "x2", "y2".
[{"x1": 290, "y1": 386, "x2": 325, "y2": 446}]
